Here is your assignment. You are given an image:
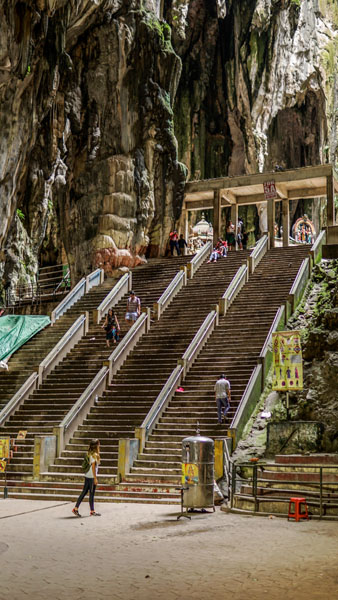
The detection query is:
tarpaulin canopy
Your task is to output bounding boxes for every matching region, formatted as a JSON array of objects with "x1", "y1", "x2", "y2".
[{"x1": 0, "y1": 315, "x2": 51, "y2": 362}]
